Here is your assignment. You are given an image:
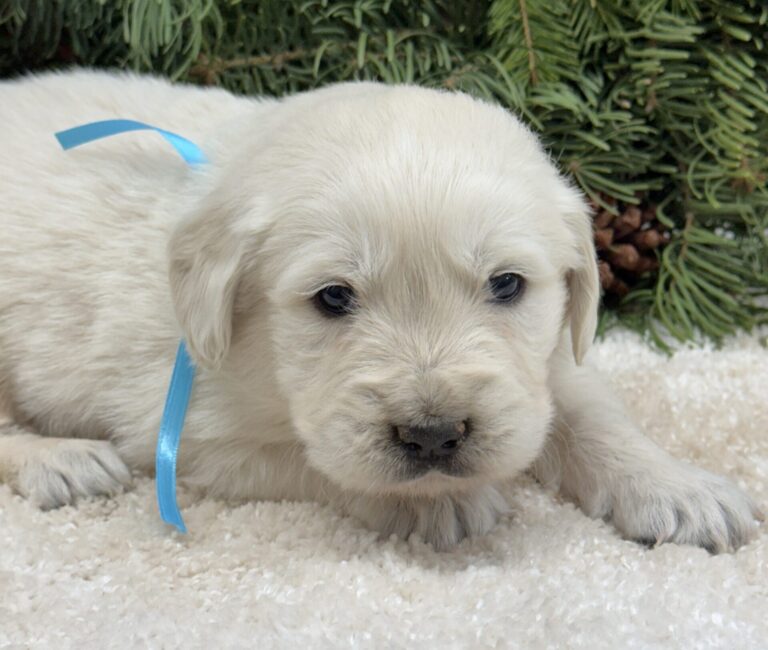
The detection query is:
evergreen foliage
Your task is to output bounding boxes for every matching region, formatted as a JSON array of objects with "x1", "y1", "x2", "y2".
[{"x1": 1, "y1": 0, "x2": 766, "y2": 347}]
